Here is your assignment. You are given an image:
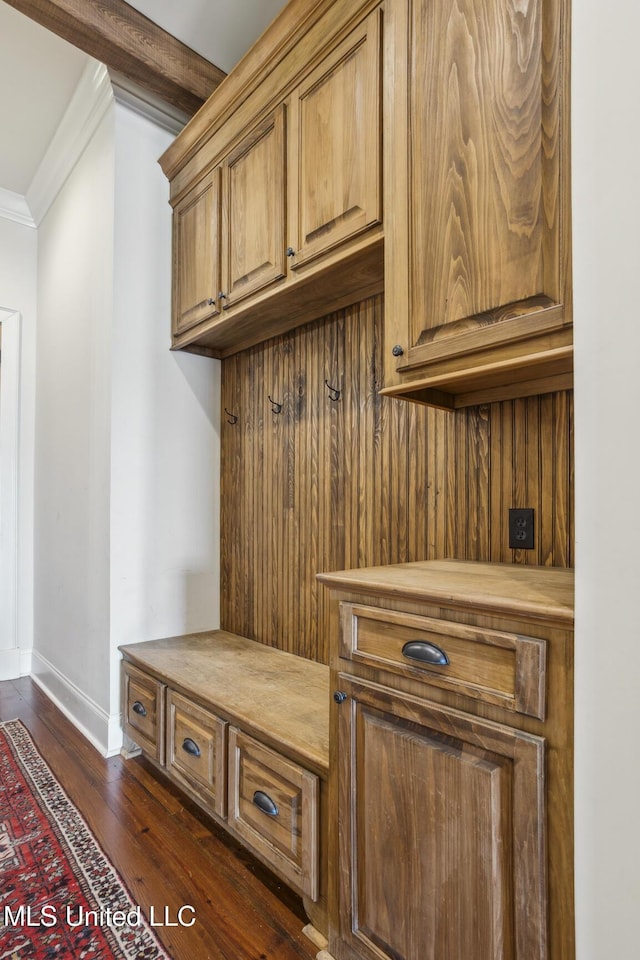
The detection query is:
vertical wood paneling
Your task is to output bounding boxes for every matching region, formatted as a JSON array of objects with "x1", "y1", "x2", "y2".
[
  {"x1": 488, "y1": 401, "x2": 503, "y2": 562},
  {"x1": 221, "y1": 354, "x2": 243, "y2": 631},
  {"x1": 539, "y1": 393, "x2": 555, "y2": 567},
  {"x1": 433, "y1": 408, "x2": 448, "y2": 559},
  {"x1": 220, "y1": 295, "x2": 574, "y2": 664}
]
